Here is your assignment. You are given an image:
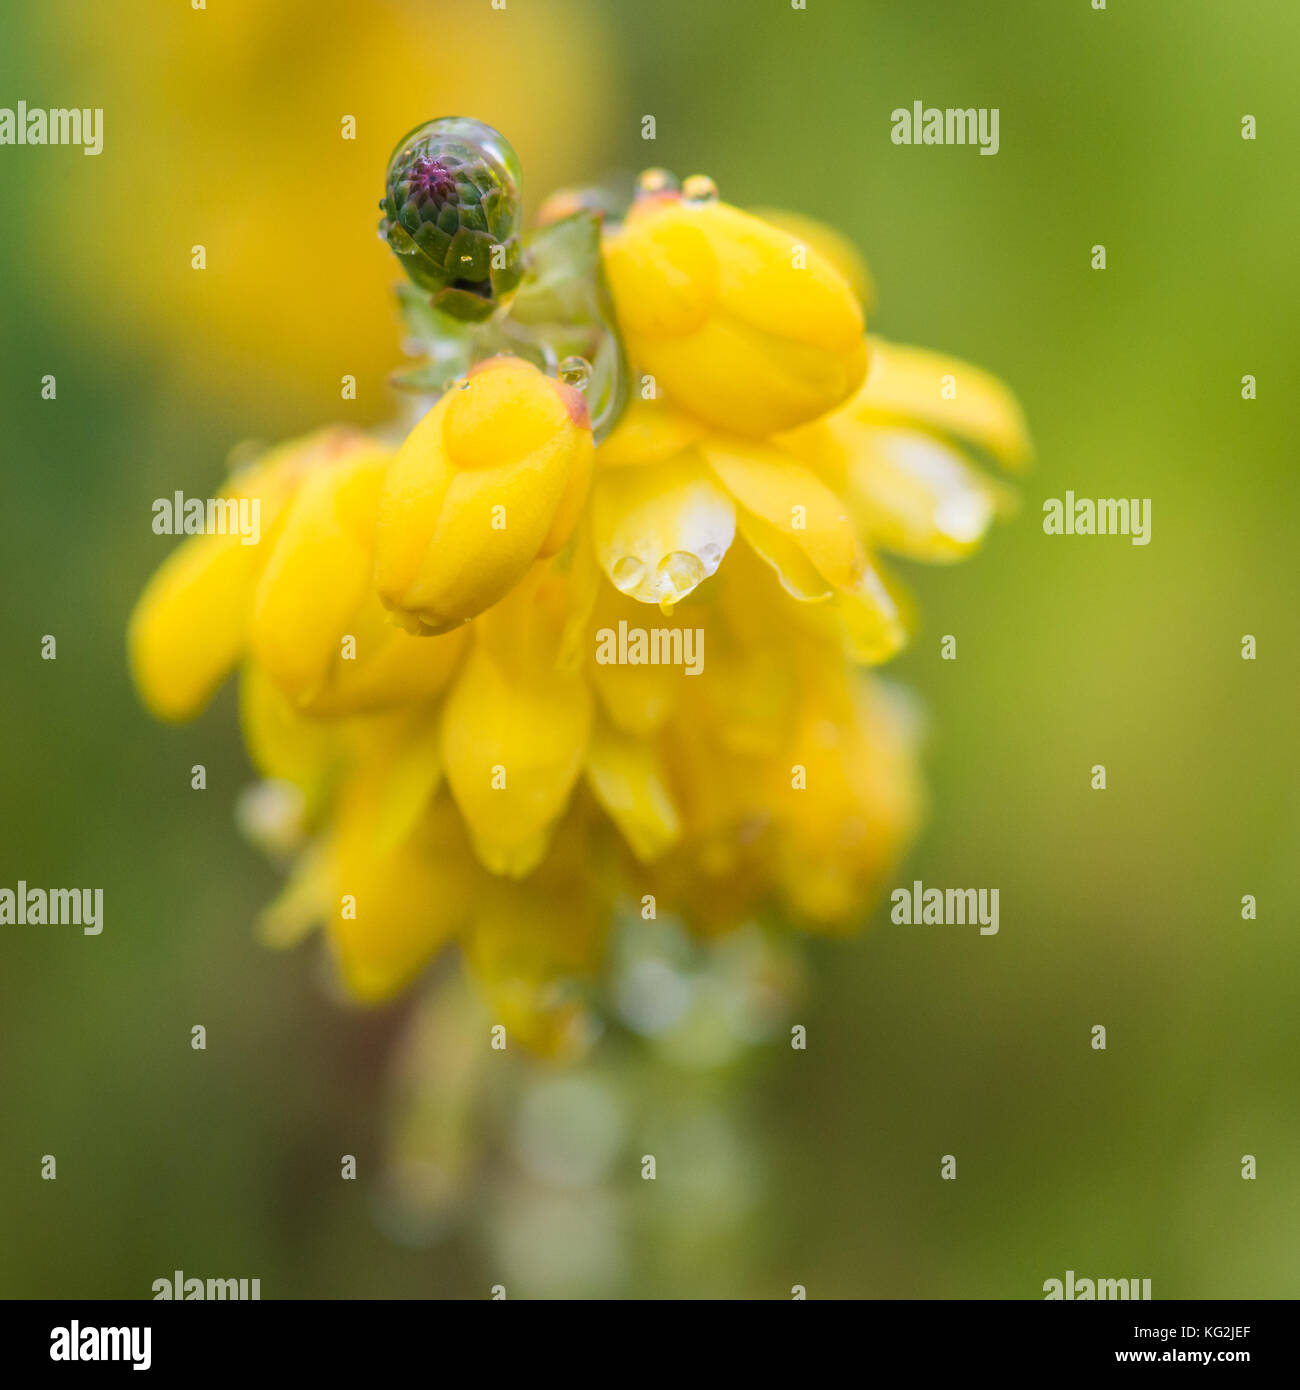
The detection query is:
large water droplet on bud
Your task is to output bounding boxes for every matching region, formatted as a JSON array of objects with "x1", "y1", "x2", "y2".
[{"x1": 379, "y1": 117, "x2": 524, "y2": 319}]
